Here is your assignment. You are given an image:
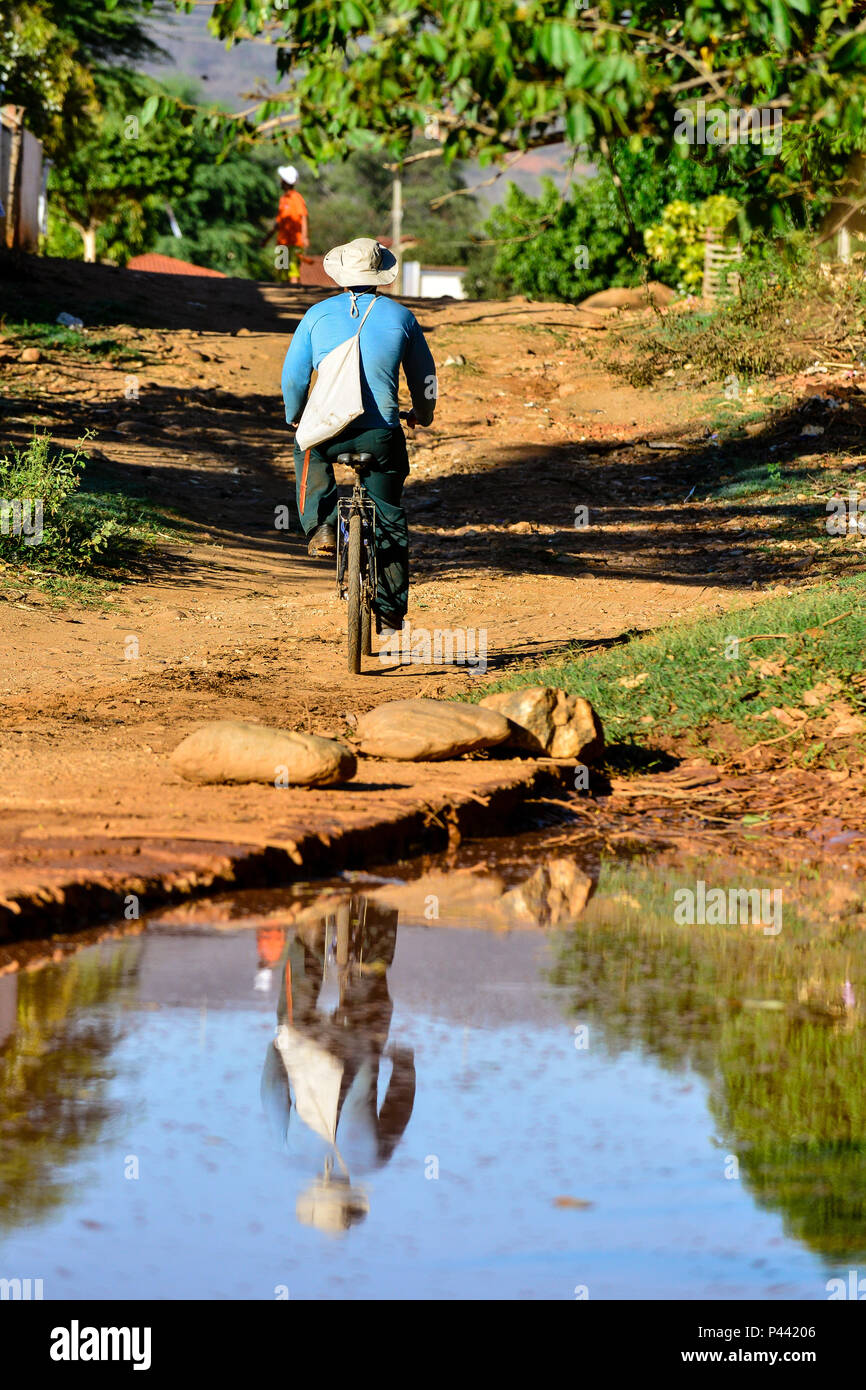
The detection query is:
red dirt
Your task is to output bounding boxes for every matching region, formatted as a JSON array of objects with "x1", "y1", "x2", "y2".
[{"x1": 1, "y1": 256, "x2": 863, "y2": 936}]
